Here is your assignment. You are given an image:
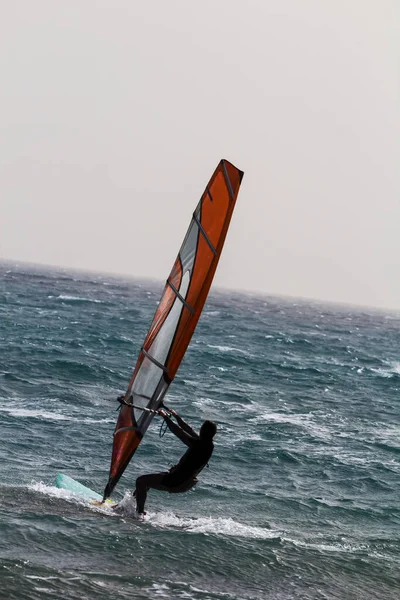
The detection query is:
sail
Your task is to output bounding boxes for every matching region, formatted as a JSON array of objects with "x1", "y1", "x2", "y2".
[{"x1": 103, "y1": 159, "x2": 244, "y2": 499}]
